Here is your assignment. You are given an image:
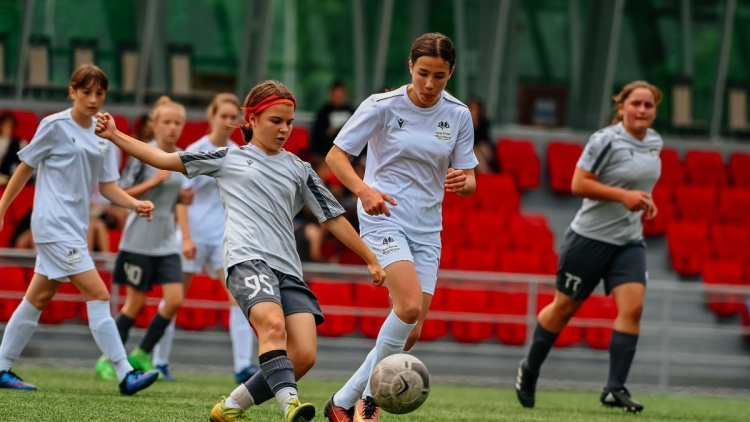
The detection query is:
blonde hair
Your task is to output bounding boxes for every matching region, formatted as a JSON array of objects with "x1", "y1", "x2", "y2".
[
  {"x1": 207, "y1": 93, "x2": 240, "y2": 120},
  {"x1": 610, "y1": 81, "x2": 663, "y2": 125},
  {"x1": 151, "y1": 96, "x2": 186, "y2": 123}
]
